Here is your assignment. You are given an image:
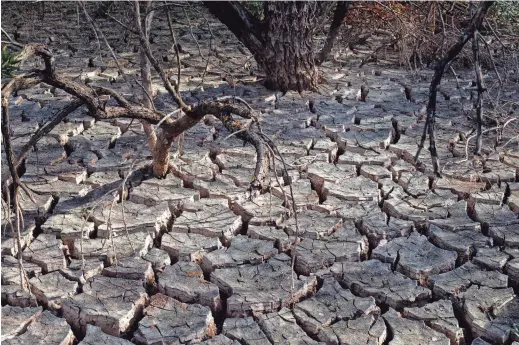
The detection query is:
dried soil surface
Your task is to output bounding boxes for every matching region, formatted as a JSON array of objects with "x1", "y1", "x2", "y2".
[{"x1": 1, "y1": 3, "x2": 519, "y2": 345}]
